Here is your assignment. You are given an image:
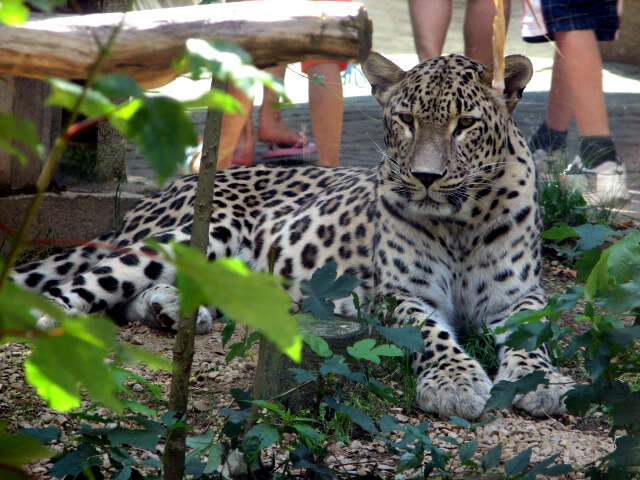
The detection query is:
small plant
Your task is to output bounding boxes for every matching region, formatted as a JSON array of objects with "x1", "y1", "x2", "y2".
[
  {"x1": 539, "y1": 177, "x2": 588, "y2": 228},
  {"x1": 501, "y1": 222, "x2": 640, "y2": 478}
]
